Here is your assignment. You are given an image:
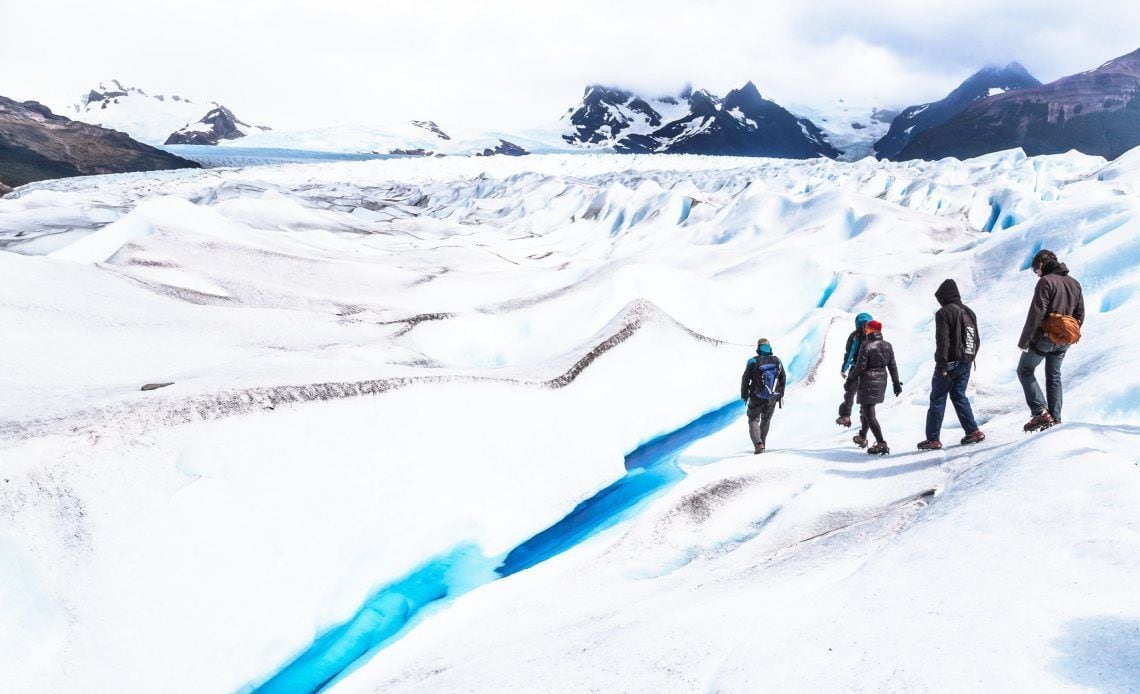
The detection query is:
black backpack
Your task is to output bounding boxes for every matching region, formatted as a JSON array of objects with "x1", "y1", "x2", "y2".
[{"x1": 956, "y1": 306, "x2": 980, "y2": 362}]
